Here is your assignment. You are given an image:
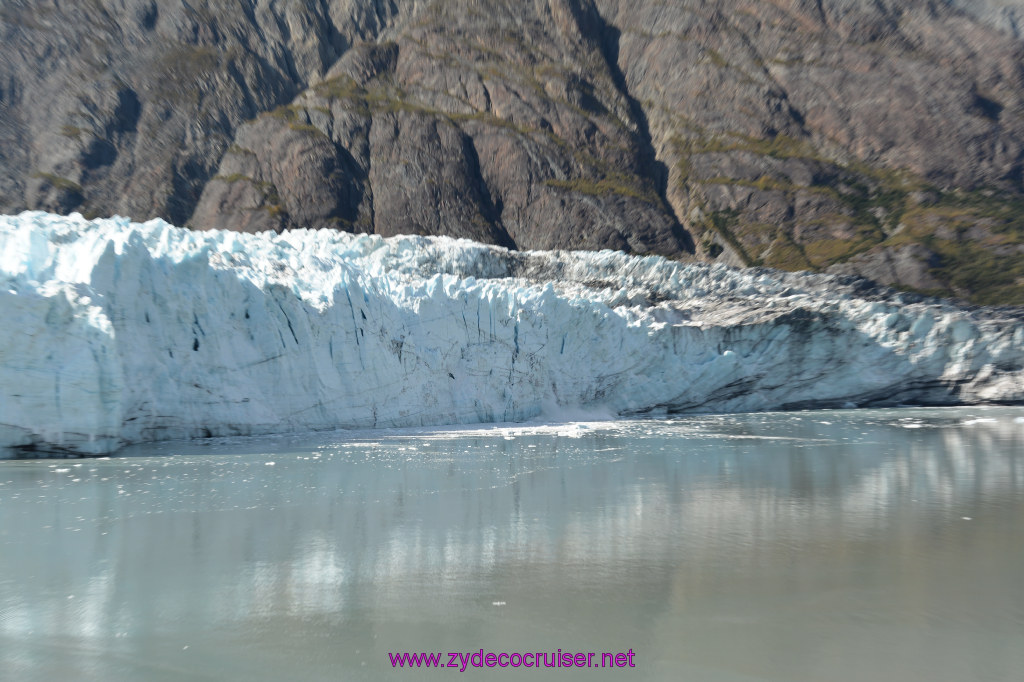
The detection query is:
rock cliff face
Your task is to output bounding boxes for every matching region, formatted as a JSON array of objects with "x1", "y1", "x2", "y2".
[{"x1": 2, "y1": 1, "x2": 1024, "y2": 302}]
